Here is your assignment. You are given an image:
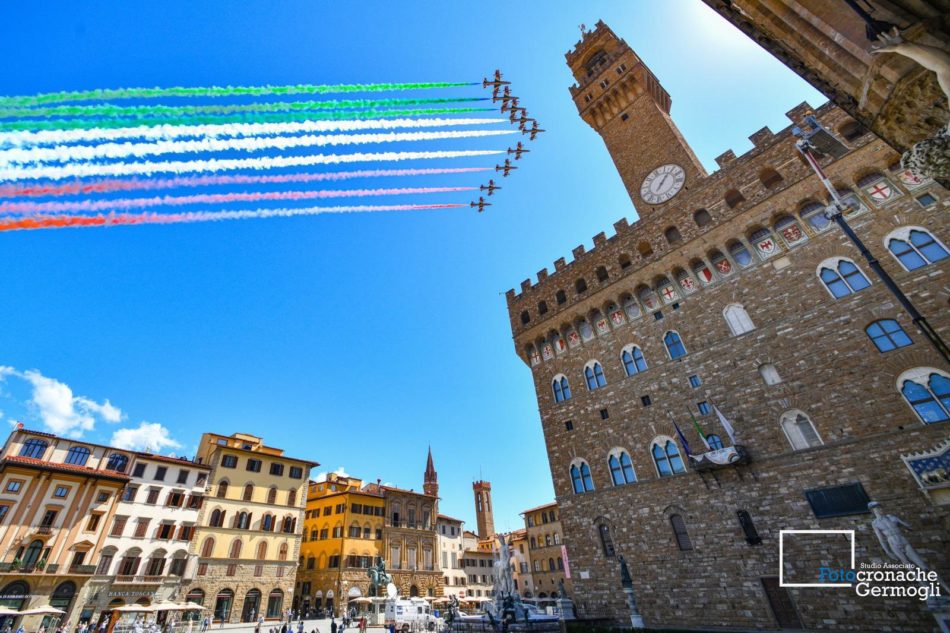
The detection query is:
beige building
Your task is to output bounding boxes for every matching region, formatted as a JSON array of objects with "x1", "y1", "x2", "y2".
[
  {"x1": 460, "y1": 531, "x2": 493, "y2": 601},
  {"x1": 0, "y1": 428, "x2": 131, "y2": 629},
  {"x1": 436, "y1": 514, "x2": 465, "y2": 600},
  {"x1": 189, "y1": 433, "x2": 316, "y2": 623},
  {"x1": 506, "y1": 529, "x2": 533, "y2": 599},
  {"x1": 521, "y1": 503, "x2": 570, "y2": 604}
]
